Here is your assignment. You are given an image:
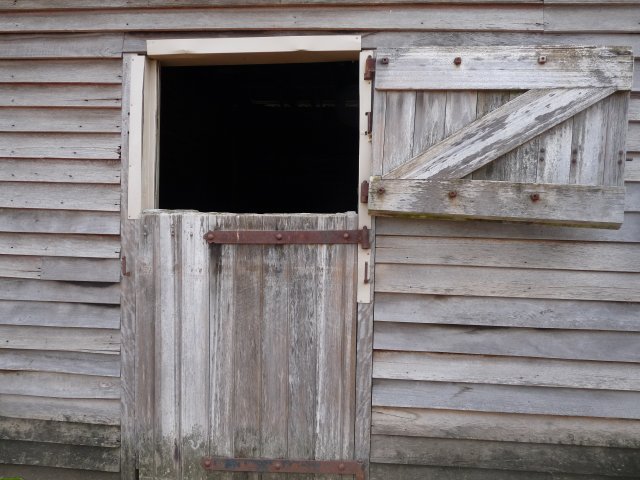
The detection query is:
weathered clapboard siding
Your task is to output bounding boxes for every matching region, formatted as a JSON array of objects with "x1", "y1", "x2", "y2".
[
  {"x1": 0, "y1": 416, "x2": 120, "y2": 447},
  {"x1": 0, "y1": 182, "x2": 120, "y2": 210},
  {"x1": 0, "y1": 325, "x2": 120, "y2": 353},
  {"x1": 544, "y1": 5, "x2": 640, "y2": 33},
  {"x1": 0, "y1": 84, "x2": 122, "y2": 108},
  {"x1": 0, "y1": 350, "x2": 120, "y2": 376},
  {"x1": 0, "y1": 159, "x2": 120, "y2": 184},
  {"x1": 0, "y1": 255, "x2": 120, "y2": 282},
  {"x1": 0, "y1": 108, "x2": 121, "y2": 133}
]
